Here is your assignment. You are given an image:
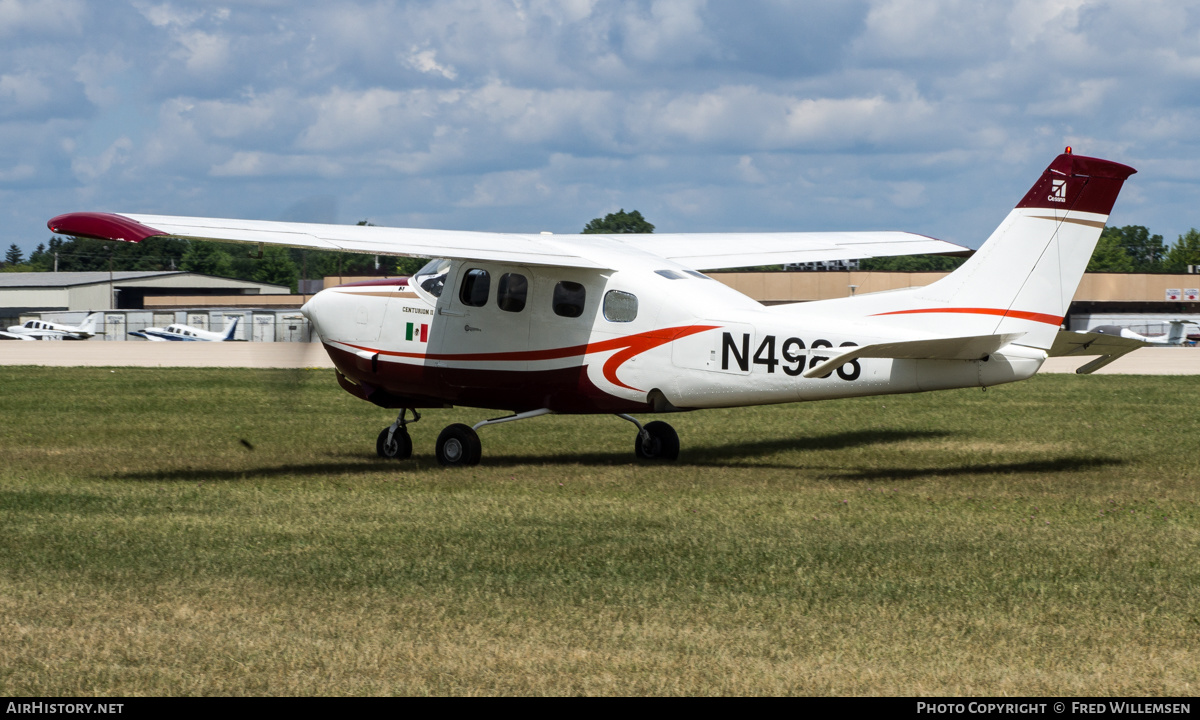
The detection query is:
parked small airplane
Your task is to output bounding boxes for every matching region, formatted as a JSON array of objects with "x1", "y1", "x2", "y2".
[
  {"x1": 129, "y1": 318, "x2": 240, "y2": 342},
  {"x1": 48, "y1": 149, "x2": 1138, "y2": 466},
  {"x1": 1089, "y1": 320, "x2": 1192, "y2": 346},
  {"x1": 0, "y1": 312, "x2": 102, "y2": 341}
]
